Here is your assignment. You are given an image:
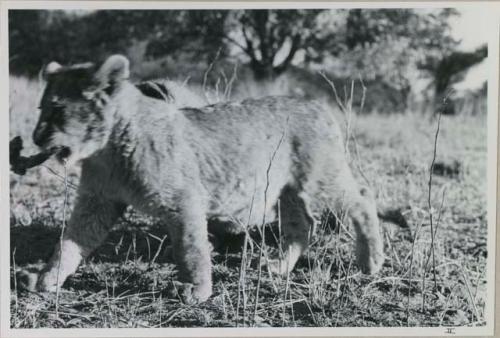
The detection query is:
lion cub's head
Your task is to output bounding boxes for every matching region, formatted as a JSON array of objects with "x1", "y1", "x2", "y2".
[{"x1": 33, "y1": 55, "x2": 130, "y2": 165}]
